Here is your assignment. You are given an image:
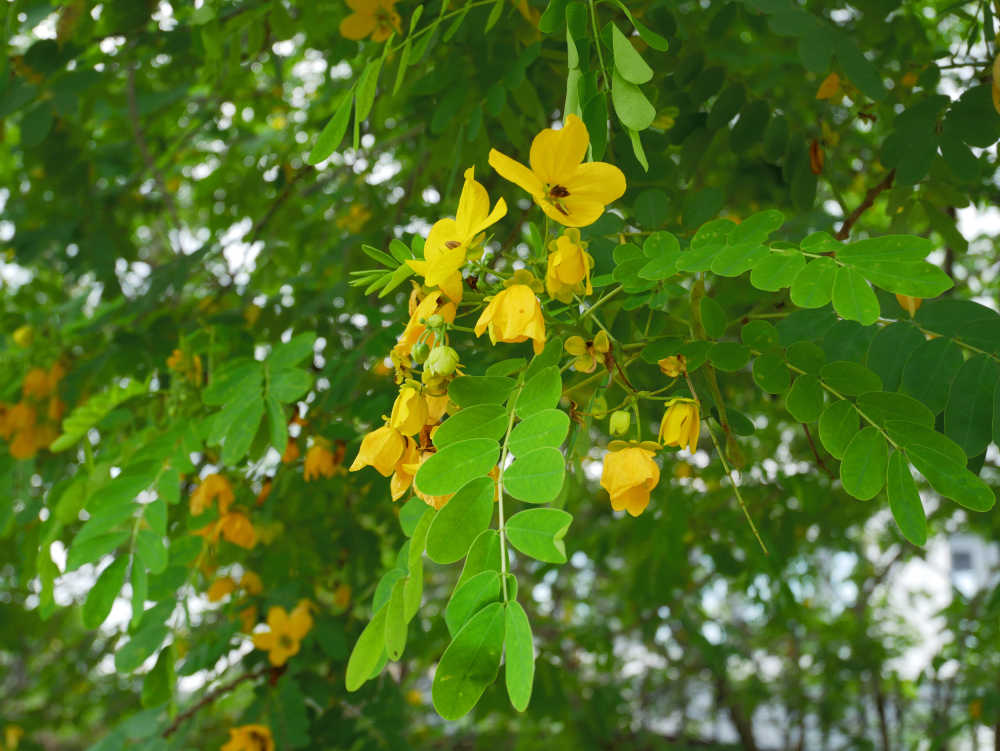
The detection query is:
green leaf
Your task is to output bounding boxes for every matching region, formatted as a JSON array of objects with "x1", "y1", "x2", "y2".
[
  {"x1": 269, "y1": 368, "x2": 313, "y2": 403},
  {"x1": 709, "y1": 342, "x2": 751, "y2": 372},
  {"x1": 384, "y1": 578, "x2": 407, "y2": 661},
  {"x1": 790, "y1": 257, "x2": 837, "y2": 309},
  {"x1": 517, "y1": 366, "x2": 562, "y2": 419},
  {"x1": 426, "y1": 477, "x2": 496, "y2": 565},
  {"x1": 399, "y1": 499, "x2": 428, "y2": 537},
  {"x1": 884, "y1": 420, "x2": 966, "y2": 466},
  {"x1": 433, "y1": 404, "x2": 509, "y2": 448},
  {"x1": 221, "y1": 398, "x2": 264, "y2": 465},
  {"x1": 710, "y1": 243, "x2": 769, "y2": 278},
  {"x1": 865, "y1": 322, "x2": 925, "y2": 392},
  {"x1": 611, "y1": 23, "x2": 653, "y2": 84},
  {"x1": 847, "y1": 260, "x2": 953, "y2": 298},
  {"x1": 130, "y1": 560, "x2": 147, "y2": 628},
  {"x1": 856, "y1": 391, "x2": 934, "y2": 429},
  {"x1": 265, "y1": 393, "x2": 288, "y2": 454},
  {"x1": 840, "y1": 427, "x2": 888, "y2": 501},
  {"x1": 83, "y1": 556, "x2": 128, "y2": 629},
  {"x1": 538, "y1": 0, "x2": 568, "y2": 33},
  {"x1": 505, "y1": 508, "x2": 572, "y2": 564},
  {"x1": 66, "y1": 531, "x2": 130, "y2": 573},
  {"x1": 432, "y1": 602, "x2": 506, "y2": 720},
  {"x1": 504, "y1": 447, "x2": 565, "y2": 504},
  {"x1": 449, "y1": 376, "x2": 516, "y2": 407},
  {"x1": 750, "y1": 250, "x2": 805, "y2": 292},
  {"x1": 699, "y1": 296, "x2": 727, "y2": 339},
  {"x1": 944, "y1": 355, "x2": 997, "y2": 458},
  {"x1": 820, "y1": 361, "x2": 882, "y2": 396},
  {"x1": 51, "y1": 379, "x2": 149, "y2": 452},
  {"x1": 445, "y1": 570, "x2": 501, "y2": 636},
  {"x1": 408, "y1": 506, "x2": 434, "y2": 572},
  {"x1": 707, "y1": 83, "x2": 746, "y2": 130},
  {"x1": 134, "y1": 529, "x2": 168, "y2": 574},
  {"x1": 900, "y1": 337, "x2": 963, "y2": 414},
  {"x1": 752, "y1": 354, "x2": 790, "y2": 394},
  {"x1": 886, "y1": 451, "x2": 927, "y2": 546},
  {"x1": 115, "y1": 622, "x2": 169, "y2": 673},
  {"x1": 832, "y1": 267, "x2": 880, "y2": 325},
  {"x1": 785, "y1": 374, "x2": 824, "y2": 422},
  {"x1": 509, "y1": 409, "x2": 570, "y2": 455},
  {"x1": 203, "y1": 360, "x2": 262, "y2": 406},
  {"x1": 268, "y1": 332, "x2": 317, "y2": 369},
  {"x1": 504, "y1": 601, "x2": 535, "y2": 712},
  {"x1": 141, "y1": 646, "x2": 175, "y2": 708},
  {"x1": 308, "y1": 89, "x2": 354, "y2": 165},
  {"x1": 638, "y1": 231, "x2": 681, "y2": 279},
  {"x1": 836, "y1": 235, "x2": 933, "y2": 263},
  {"x1": 144, "y1": 497, "x2": 166, "y2": 536},
  {"x1": 415, "y1": 438, "x2": 499, "y2": 496},
  {"x1": 944, "y1": 85, "x2": 1000, "y2": 148},
  {"x1": 834, "y1": 34, "x2": 886, "y2": 100},
  {"x1": 345, "y1": 604, "x2": 388, "y2": 691},
  {"x1": 456, "y1": 530, "x2": 502, "y2": 592},
  {"x1": 484, "y1": 0, "x2": 504, "y2": 31},
  {"x1": 611, "y1": 68, "x2": 655, "y2": 131},
  {"x1": 819, "y1": 400, "x2": 859, "y2": 460},
  {"x1": 356, "y1": 58, "x2": 383, "y2": 123},
  {"x1": 741, "y1": 321, "x2": 780, "y2": 350}
]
